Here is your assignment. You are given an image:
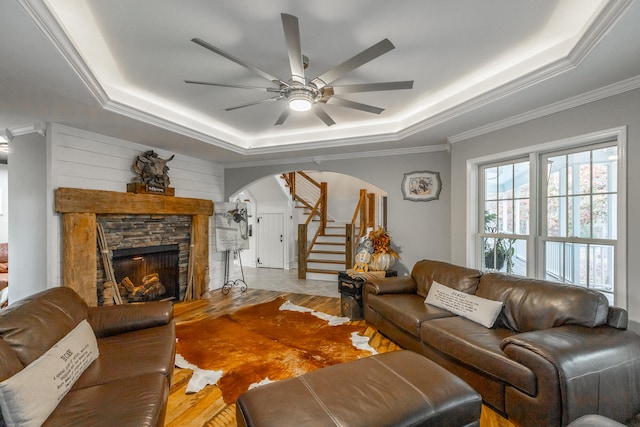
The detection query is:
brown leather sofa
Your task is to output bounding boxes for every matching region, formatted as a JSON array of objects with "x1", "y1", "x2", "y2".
[
  {"x1": 363, "y1": 260, "x2": 640, "y2": 427},
  {"x1": 0, "y1": 287, "x2": 176, "y2": 426}
]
